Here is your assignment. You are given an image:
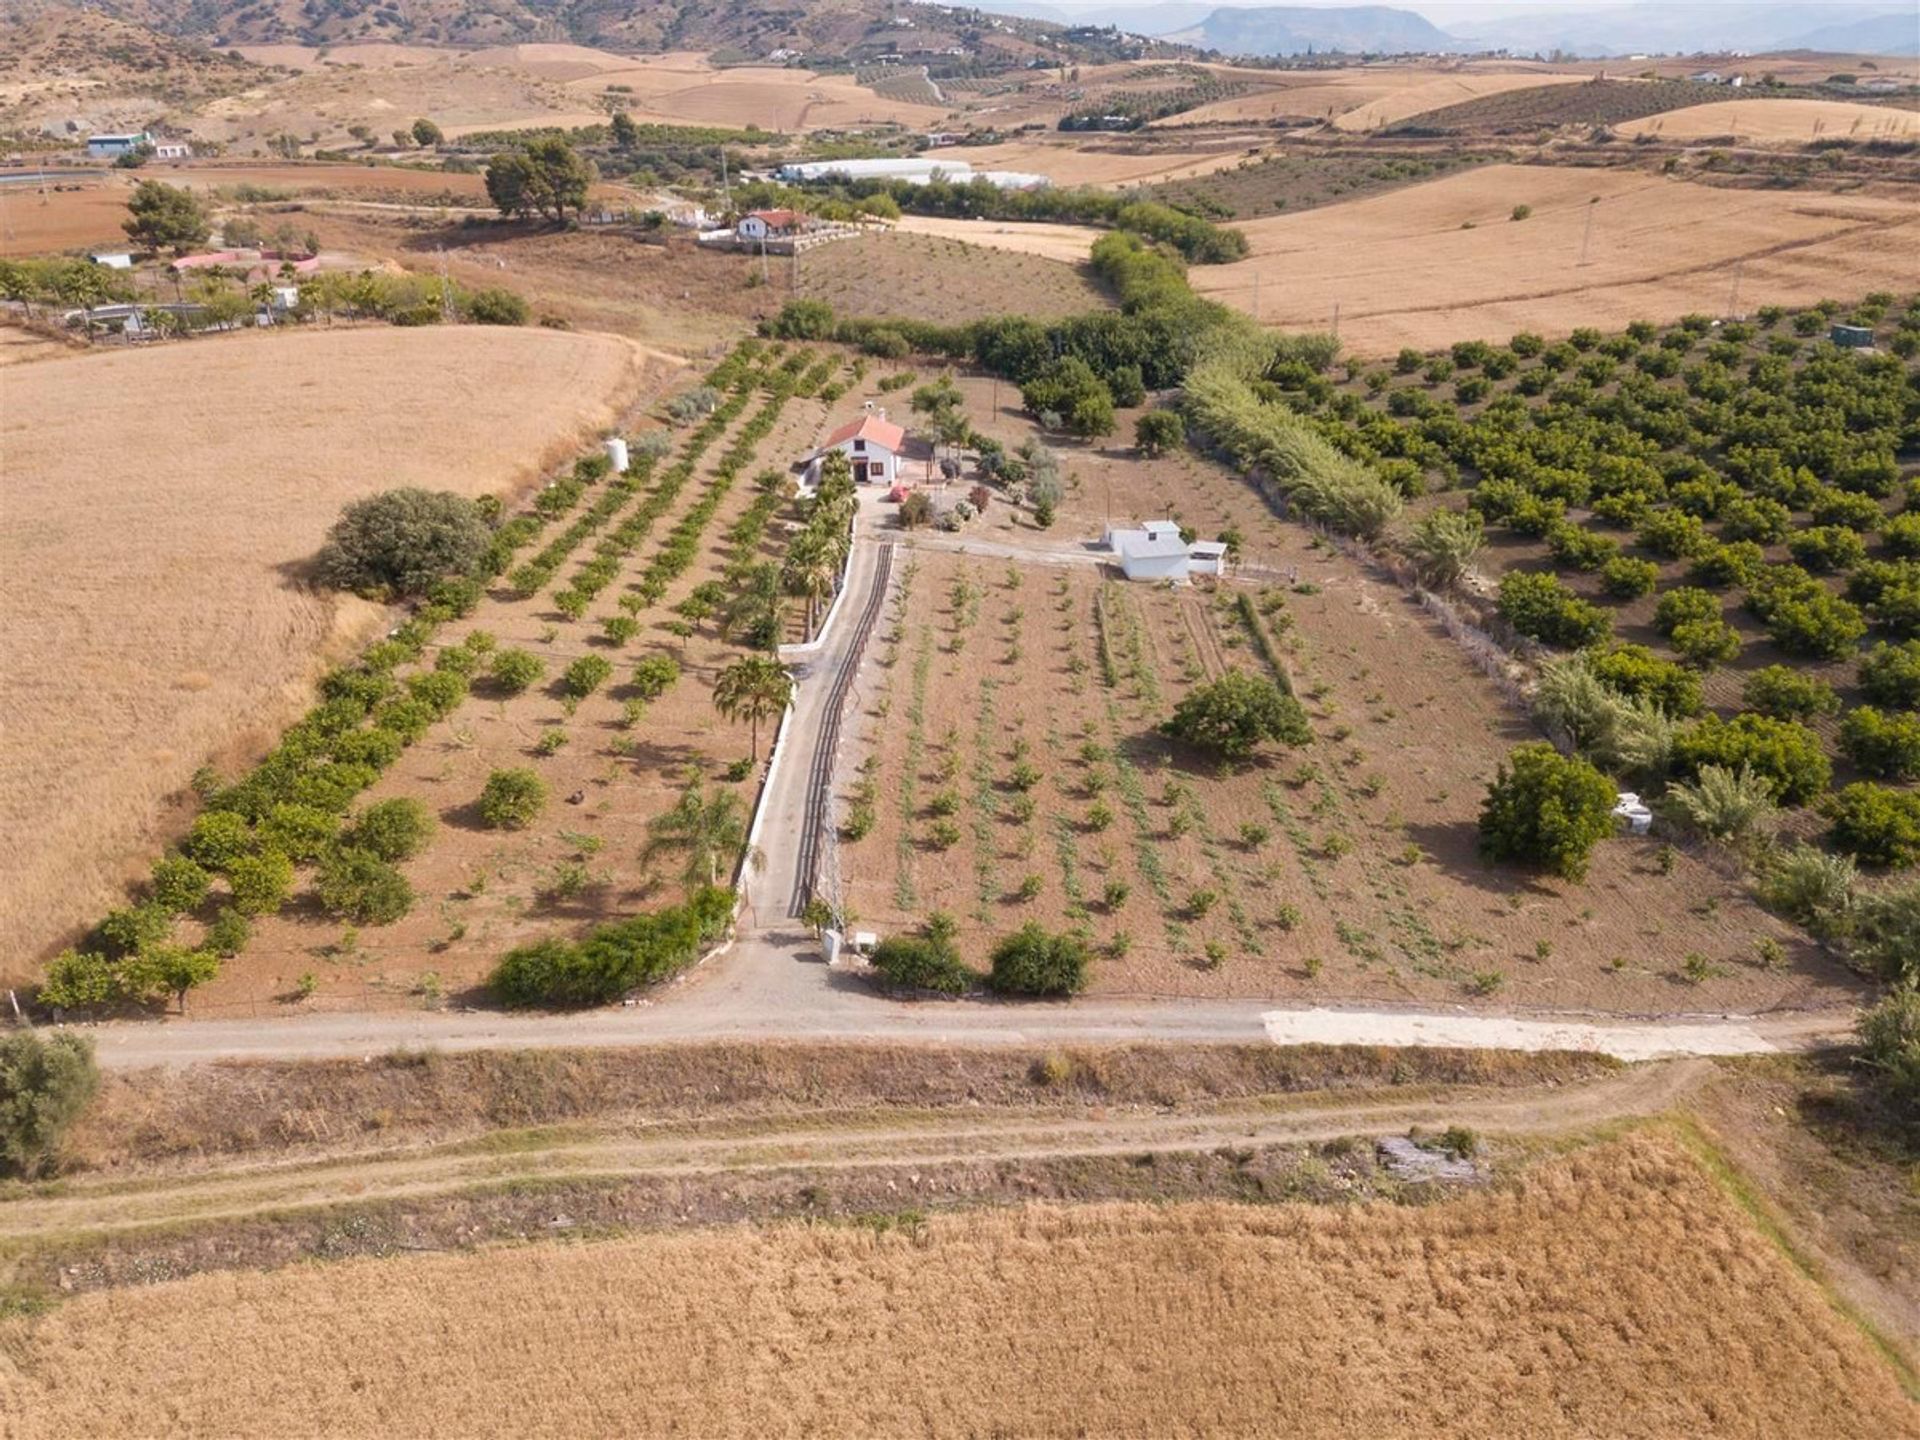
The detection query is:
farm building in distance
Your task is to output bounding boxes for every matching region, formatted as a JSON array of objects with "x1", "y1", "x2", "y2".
[
  {"x1": 737, "y1": 209, "x2": 811, "y2": 242},
  {"x1": 1104, "y1": 521, "x2": 1227, "y2": 582},
  {"x1": 805, "y1": 414, "x2": 905, "y2": 486},
  {"x1": 152, "y1": 141, "x2": 191, "y2": 160},
  {"x1": 773, "y1": 157, "x2": 1048, "y2": 189},
  {"x1": 86, "y1": 131, "x2": 150, "y2": 158}
]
